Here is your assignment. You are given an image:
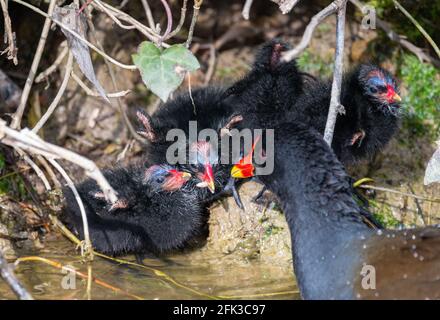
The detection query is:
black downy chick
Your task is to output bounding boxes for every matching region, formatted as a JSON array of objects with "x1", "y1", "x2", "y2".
[
  {"x1": 61, "y1": 165, "x2": 203, "y2": 256},
  {"x1": 288, "y1": 64, "x2": 402, "y2": 165},
  {"x1": 233, "y1": 122, "x2": 440, "y2": 299}
]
